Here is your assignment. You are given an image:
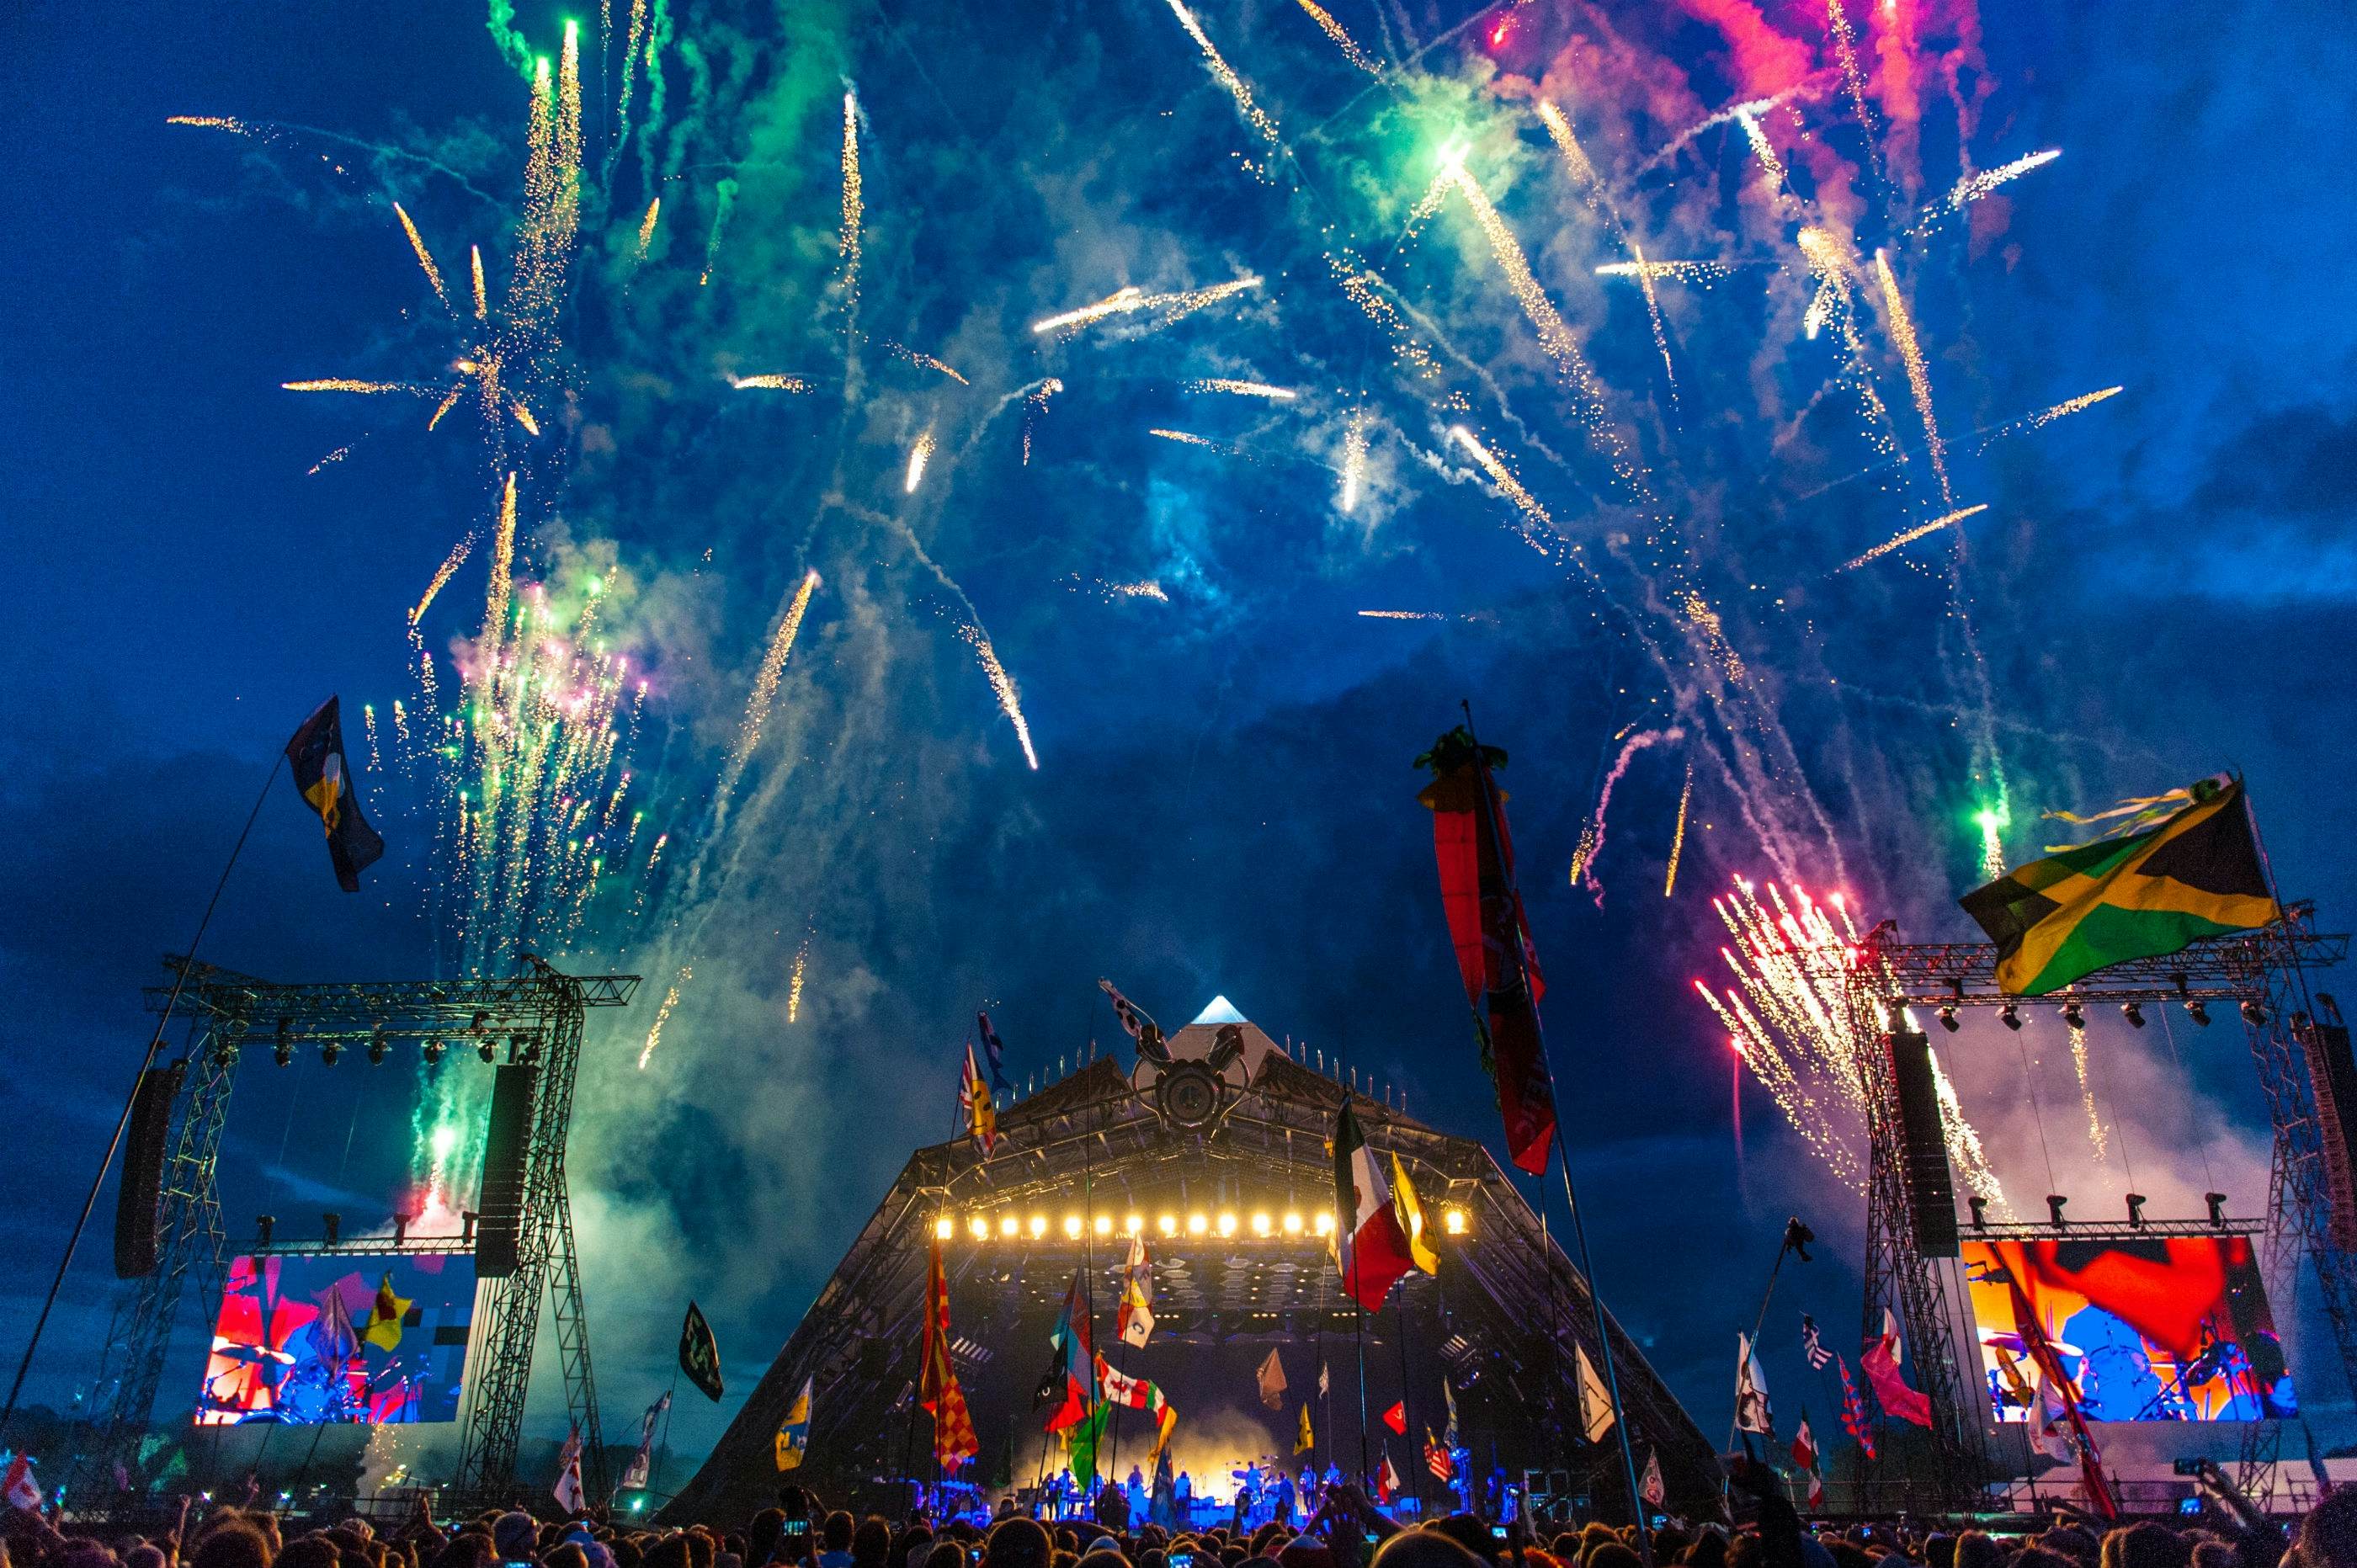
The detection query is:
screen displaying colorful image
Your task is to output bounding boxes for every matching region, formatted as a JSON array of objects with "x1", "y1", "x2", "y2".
[
  {"x1": 1962, "y1": 1236, "x2": 2293, "y2": 1423},
  {"x1": 196, "y1": 1252, "x2": 475, "y2": 1425}
]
